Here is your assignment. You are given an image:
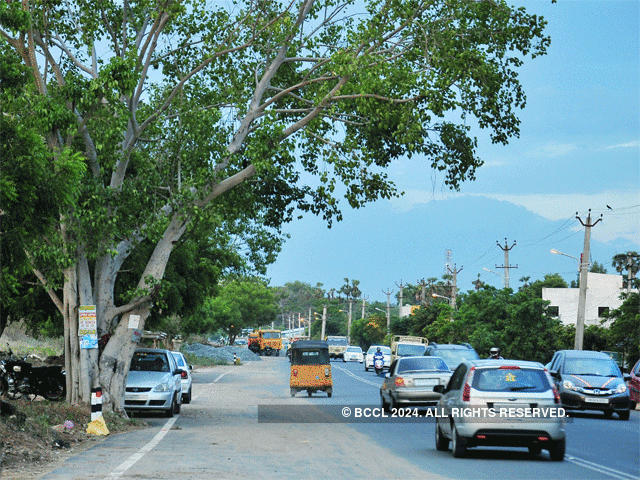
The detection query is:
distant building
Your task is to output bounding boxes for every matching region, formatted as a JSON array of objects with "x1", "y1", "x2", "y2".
[
  {"x1": 542, "y1": 273, "x2": 636, "y2": 327},
  {"x1": 399, "y1": 304, "x2": 421, "y2": 318}
]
